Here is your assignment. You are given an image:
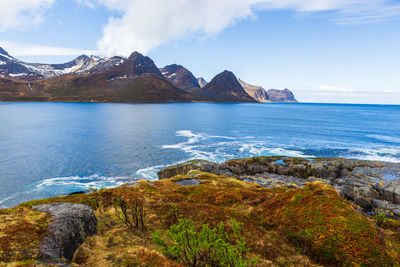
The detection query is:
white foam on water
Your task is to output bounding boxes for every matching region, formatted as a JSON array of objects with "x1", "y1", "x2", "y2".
[
  {"x1": 0, "y1": 194, "x2": 18, "y2": 206},
  {"x1": 163, "y1": 130, "x2": 314, "y2": 164},
  {"x1": 136, "y1": 165, "x2": 166, "y2": 180},
  {"x1": 34, "y1": 174, "x2": 131, "y2": 191},
  {"x1": 351, "y1": 148, "x2": 400, "y2": 163},
  {"x1": 366, "y1": 134, "x2": 400, "y2": 144}
]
